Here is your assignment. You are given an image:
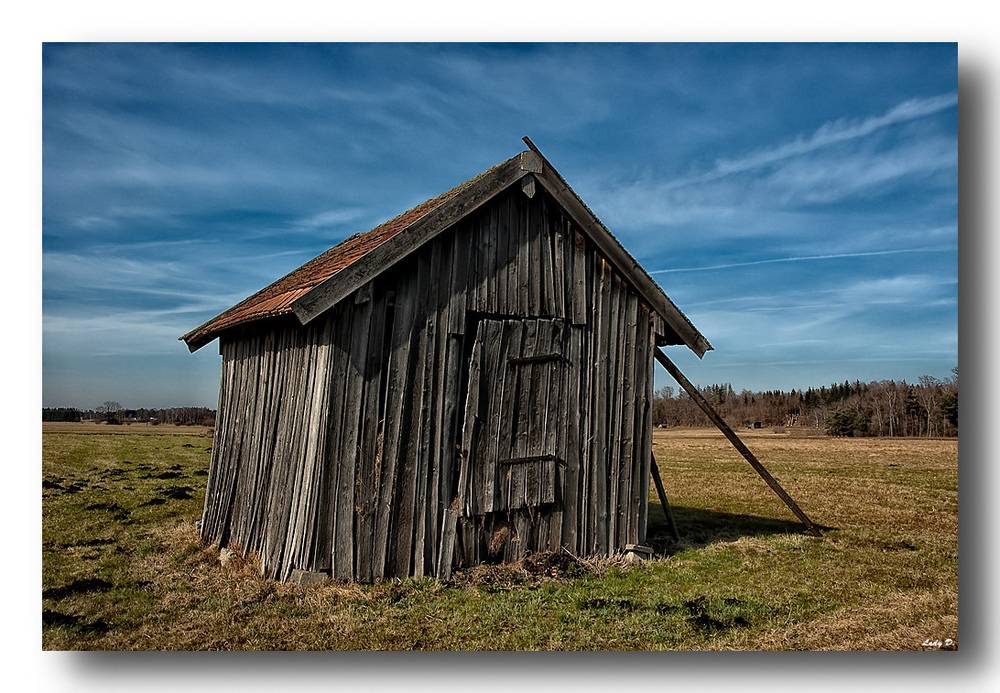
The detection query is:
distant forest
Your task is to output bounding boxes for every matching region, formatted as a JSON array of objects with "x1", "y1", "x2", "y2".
[
  {"x1": 44, "y1": 368, "x2": 958, "y2": 438},
  {"x1": 42, "y1": 403, "x2": 216, "y2": 427},
  {"x1": 654, "y1": 368, "x2": 958, "y2": 437}
]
